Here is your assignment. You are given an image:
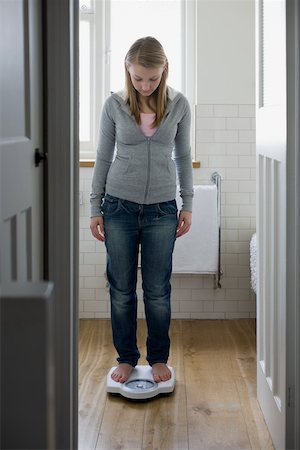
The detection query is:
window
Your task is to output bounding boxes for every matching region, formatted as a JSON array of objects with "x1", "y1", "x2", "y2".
[
  {"x1": 79, "y1": 0, "x2": 95, "y2": 155},
  {"x1": 79, "y1": 0, "x2": 197, "y2": 160},
  {"x1": 110, "y1": 0, "x2": 182, "y2": 93}
]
